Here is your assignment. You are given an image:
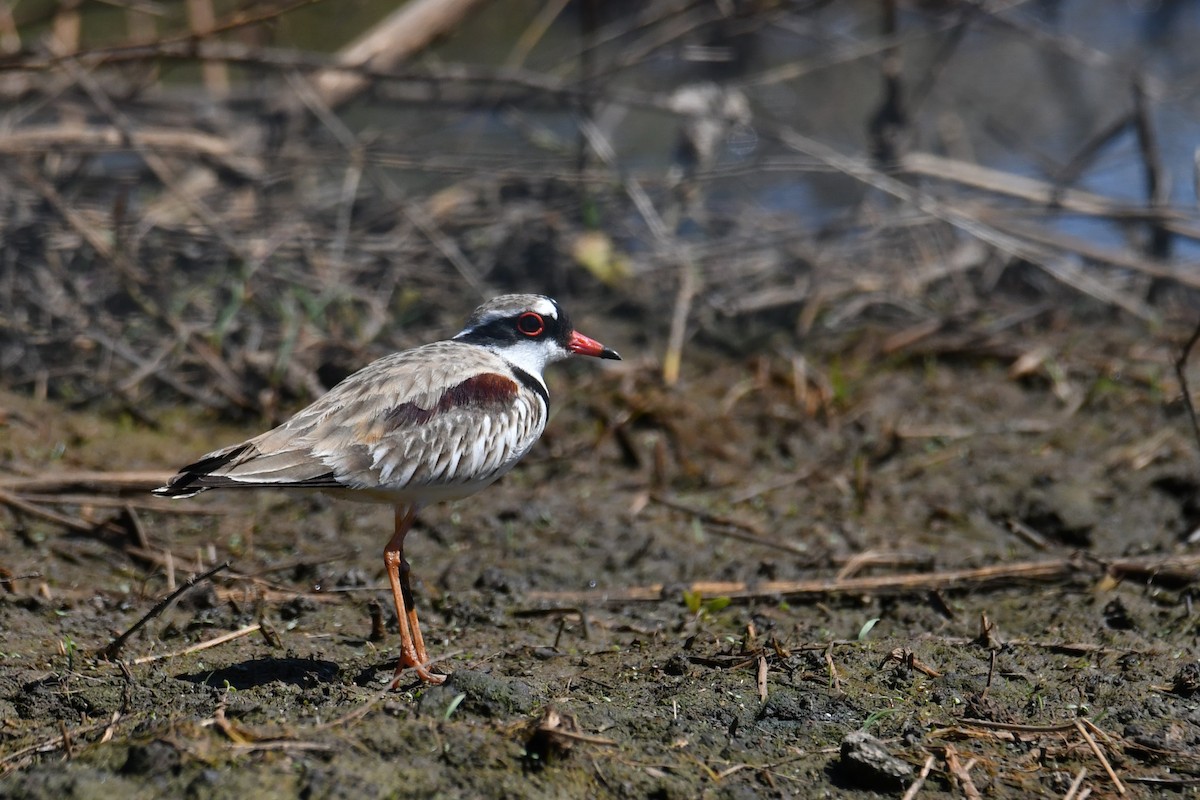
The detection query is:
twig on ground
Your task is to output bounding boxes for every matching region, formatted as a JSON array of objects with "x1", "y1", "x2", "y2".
[
  {"x1": 901, "y1": 151, "x2": 1187, "y2": 225},
  {"x1": 0, "y1": 572, "x2": 40, "y2": 584},
  {"x1": 14, "y1": 493, "x2": 223, "y2": 515},
  {"x1": 99, "y1": 561, "x2": 231, "y2": 661},
  {"x1": 649, "y1": 492, "x2": 772, "y2": 540},
  {"x1": 123, "y1": 505, "x2": 150, "y2": 551},
  {"x1": 0, "y1": 470, "x2": 169, "y2": 494},
  {"x1": 900, "y1": 753, "x2": 937, "y2": 800},
  {"x1": 527, "y1": 553, "x2": 1200, "y2": 606},
  {"x1": 132, "y1": 623, "x2": 261, "y2": 665},
  {"x1": 757, "y1": 655, "x2": 768, "y2": 703},
  {"x1": 1075, "y1": 719, "x2": 1126, "y2": 795},
  {"x1": 525, "y1": 557, "x2": 1082, "y2": 605},
  {"x1": 0, "y1": 489, "x2": 111, "y2": 534},
  {"x1": 942, "y1": 744, "x2": 981, "y2": 800},
  {"x1": 1006, "y1": 517, "x2": 1049, "y2": 550},
  {"x1": 728, "y1": 466, "x2": 819, "y2": 505},
  {"x1": 824, "y1": 644, "x2": 841, "y2": 693},
  {"x1": 956, "y1": 719, "x2": 1078, "y2": 734},
  {"x1": 0, "y1": 125, "x2": 263, "y2": 178},
  {"x1": 226, "y1": 740, "x2": 338, "y2": 754},
  {"x1": 1063, "y1": 767, "x2": 1088, "y2": 800}
]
